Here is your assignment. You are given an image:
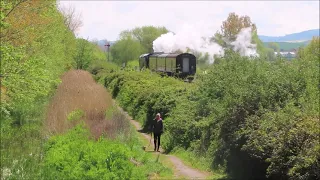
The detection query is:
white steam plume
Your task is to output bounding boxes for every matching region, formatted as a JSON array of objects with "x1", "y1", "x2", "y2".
[
  {"x1": 153, "y1": 24, "x2": 259, "y2": 63},
  {"x1": 153, "y1": 24, "x2": 224, "y2": 64},
  {"x1": 230, "y1": 27, "x2": 259, "y2": 57}
]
